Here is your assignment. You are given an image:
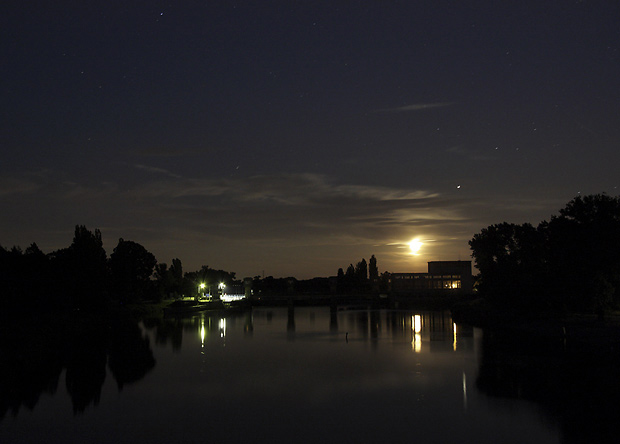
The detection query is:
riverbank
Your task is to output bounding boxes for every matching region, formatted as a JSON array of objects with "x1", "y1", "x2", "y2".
[{"x1": 451, "y1": 297, "x2": 620, "y2": 355}]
